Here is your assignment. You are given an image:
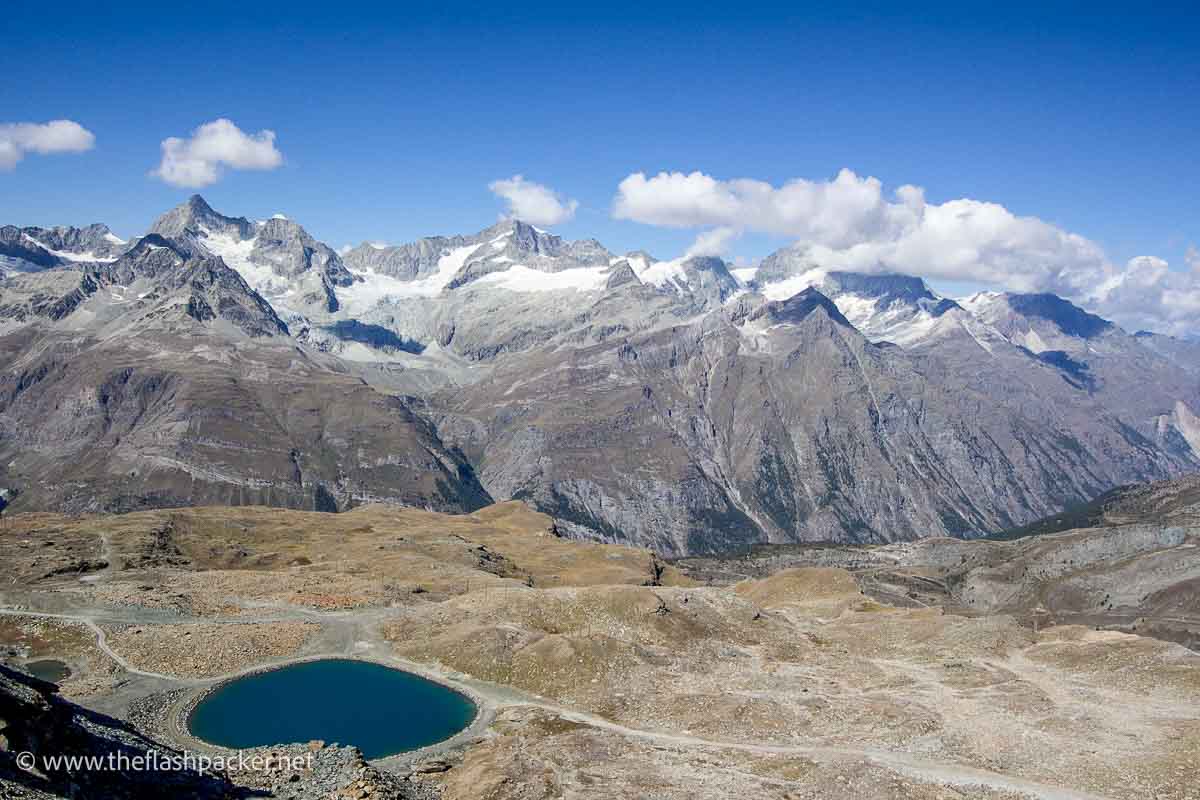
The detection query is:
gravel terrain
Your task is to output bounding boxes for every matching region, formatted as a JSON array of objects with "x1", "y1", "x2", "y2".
[{"x1": 1, "y1": 499, "x2": 1197, "y2": 799}]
